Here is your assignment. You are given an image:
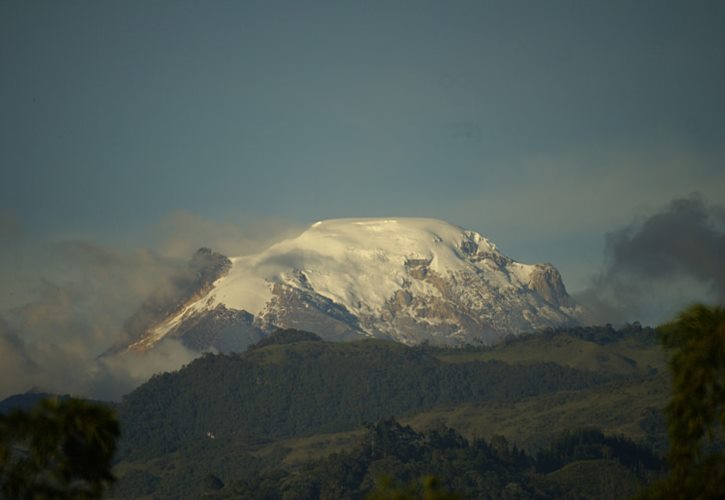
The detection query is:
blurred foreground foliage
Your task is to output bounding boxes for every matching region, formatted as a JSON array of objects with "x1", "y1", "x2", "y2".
[
  {"x1": 0, "y1": 397, "x2": 119, "y2": 499},
  {"x1": 639, "y1": 304, "x2": 725, "y2": 499}
]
